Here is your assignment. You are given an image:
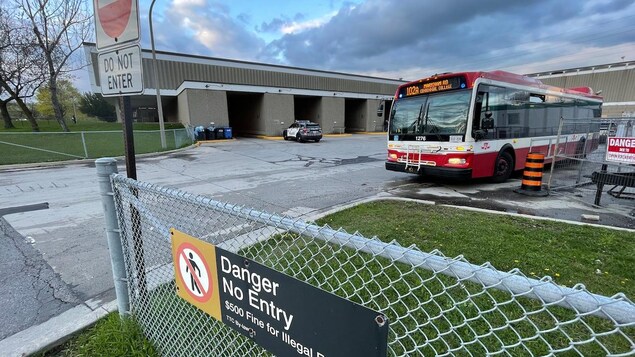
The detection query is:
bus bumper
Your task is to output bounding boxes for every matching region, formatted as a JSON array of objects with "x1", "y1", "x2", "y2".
[{"x1": 385, "y1": 161, "x2": 472, "y2": 180}]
